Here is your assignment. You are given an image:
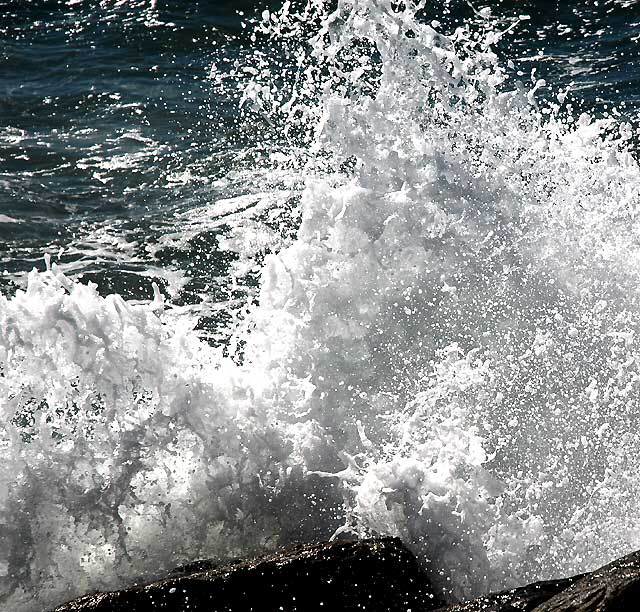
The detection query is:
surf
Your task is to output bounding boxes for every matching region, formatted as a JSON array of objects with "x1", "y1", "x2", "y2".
[{"x1": 2, "y1": 1, "x2": 640, "y2": 609}]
